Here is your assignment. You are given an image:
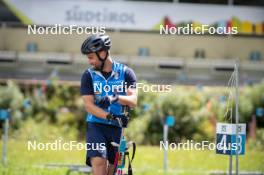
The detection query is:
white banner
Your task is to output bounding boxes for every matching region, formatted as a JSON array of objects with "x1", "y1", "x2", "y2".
[{"x1": 3, "y1": 0, "x2": 264, "y2": 31}]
